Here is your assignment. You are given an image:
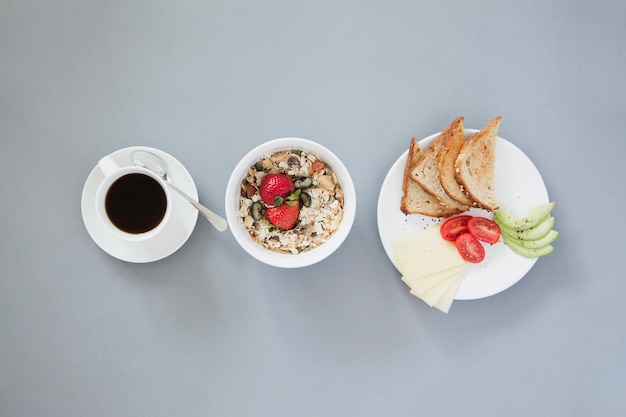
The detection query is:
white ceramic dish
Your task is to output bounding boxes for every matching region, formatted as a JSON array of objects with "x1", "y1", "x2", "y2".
[
  {"x1": 81, "y1": 146, "x2": 198, "y2": 263},
  {"x1": 377, "y1": 130, "x2": 549, "y2": 300},
  {"x1": 226, "y1": 138, "x2": 356, "y2": 268}
]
